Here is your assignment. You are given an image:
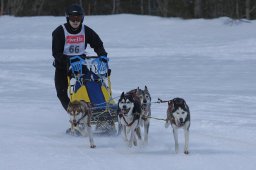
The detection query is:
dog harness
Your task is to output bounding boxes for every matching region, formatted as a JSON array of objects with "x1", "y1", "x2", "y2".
[{"x1": 119, "y1": 111, "x2": 140, "y2": 127}]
